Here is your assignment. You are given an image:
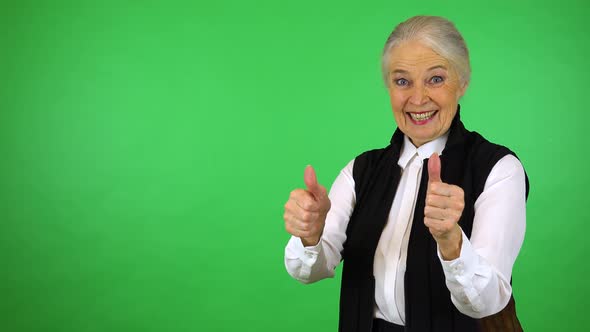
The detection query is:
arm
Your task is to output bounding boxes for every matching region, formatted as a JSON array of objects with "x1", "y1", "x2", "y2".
[
  {"x1": 437, "y1": 154, "x2": 527, "y2": 317},
  {"x1": 284, "y1": 160, "x2": 356, "y2": 283}
]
